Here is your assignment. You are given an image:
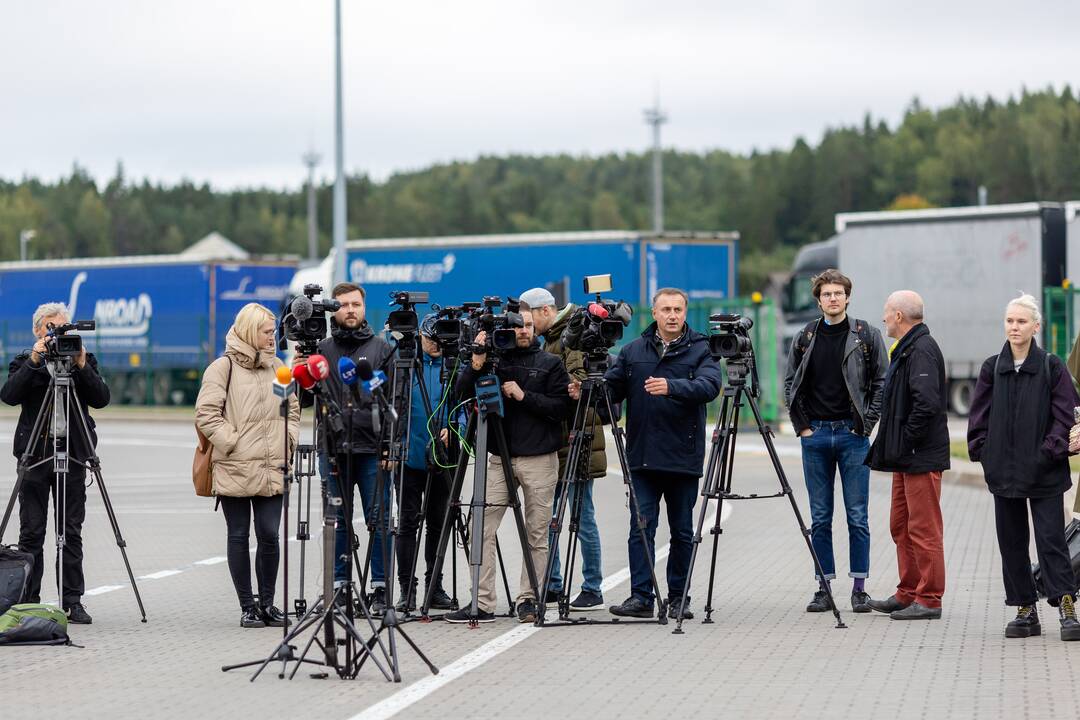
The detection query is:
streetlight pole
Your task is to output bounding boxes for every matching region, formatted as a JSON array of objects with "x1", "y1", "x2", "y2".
[
  {"x1": 332, "y1": 0, "x2": 347, "y2": 285},
  {"x1": 303, "y1": 150, "x2": 322, "y2": 261},
  {"x1": 19, "y1": 229, "x2": 36, "y2": 262},
  {"x1": 643, "y1": 100, "x2": 668, "y2": 234}
]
